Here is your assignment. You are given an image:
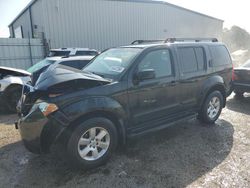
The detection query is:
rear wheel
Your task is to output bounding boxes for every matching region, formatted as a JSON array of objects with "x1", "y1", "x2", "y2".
[
  {"x1": 199, "y1": 91, "x2": 223, "y2": 124},
  {"x1": 5, "y1": 85, "x2": 22, "y2": 113},
  {"x1": 66, "y1": 117, "x2": 118, "y2": 169}
]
